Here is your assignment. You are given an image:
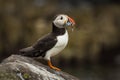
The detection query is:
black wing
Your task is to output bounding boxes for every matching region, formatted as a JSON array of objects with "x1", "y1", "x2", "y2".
[{"x1": 19, "y1": 33, "x2": 57, "y2": 57}]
